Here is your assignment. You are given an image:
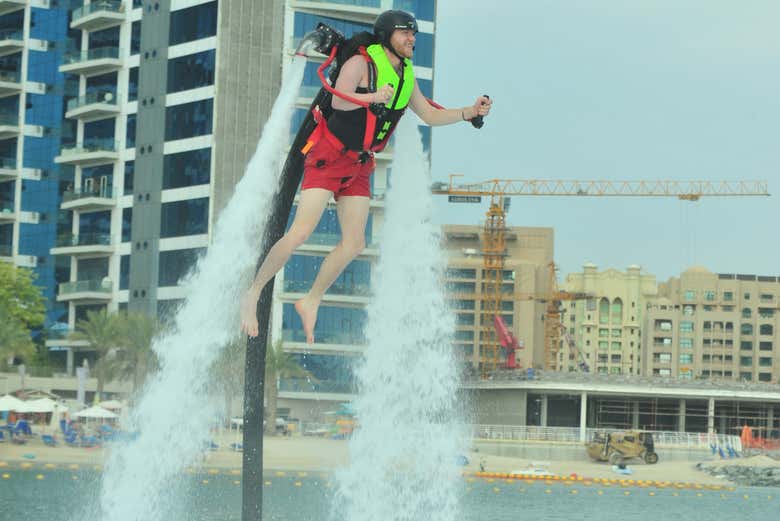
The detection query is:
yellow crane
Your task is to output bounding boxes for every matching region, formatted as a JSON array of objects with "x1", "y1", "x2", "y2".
[{"x1": 432, "y1": 177, "x2": 770, "y2": 374}]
